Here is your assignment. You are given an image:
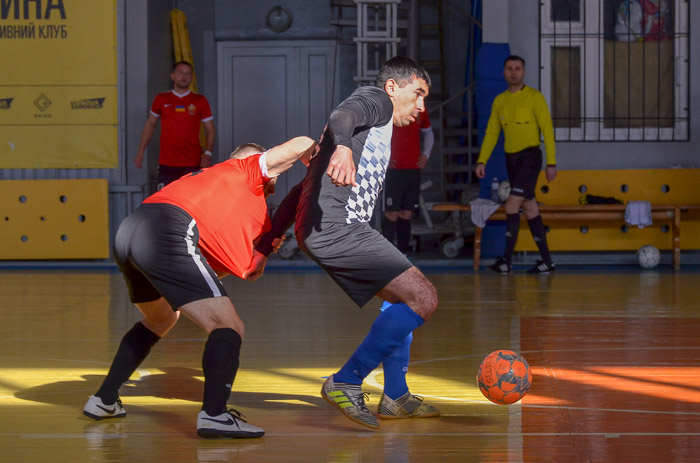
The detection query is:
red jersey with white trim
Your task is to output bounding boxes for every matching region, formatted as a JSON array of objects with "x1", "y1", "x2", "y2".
[
  {"x1": 143, "y1": 154, "x2": 271, "y2": 277},
  {"x1": 389, "y1": 111, "x2": 431, "y2": 169},
  {"x1": 150, "y1": 90, "x2": 213, "y2": 167}
]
